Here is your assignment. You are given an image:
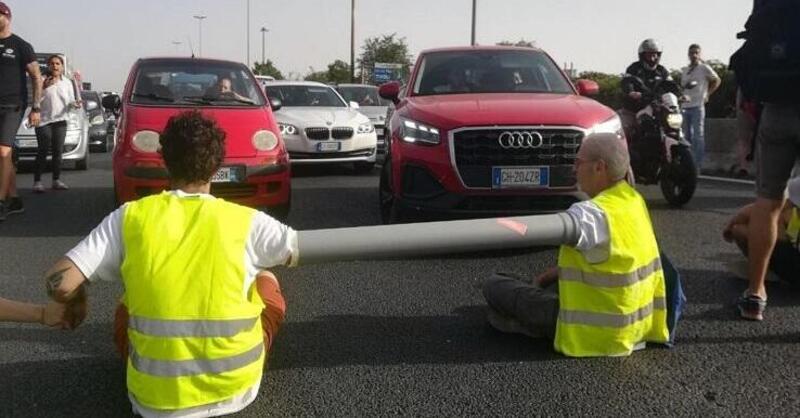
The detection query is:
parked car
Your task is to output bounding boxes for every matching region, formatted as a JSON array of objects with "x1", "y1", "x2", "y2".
[
  {"x1": 255, "y1": 75, "x2": 276, "y2": 87},
  {"x1": 378, "y1": 46, "x2": 620, "y2": 222},
  {"x1": 335, "y1": 83, "x2": 391, "y2": 154},
  {"x1": 264, "y1": 81, "x2": 378, "y2": 173},
  {"x1": 81, "y1": 90, "x2": 113, "y2": 152},
  {"x1": 14, "y1": 53, "x2": 90, "y2": 170},
  {"x1": 102, "y1": 57, "x2": 291, "y2": 219}
]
